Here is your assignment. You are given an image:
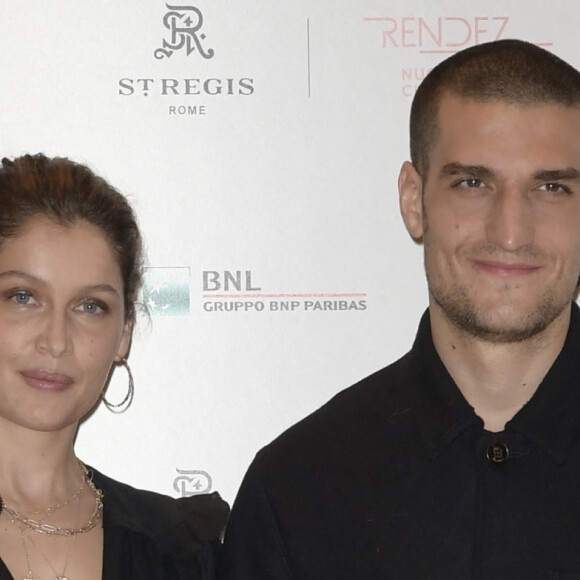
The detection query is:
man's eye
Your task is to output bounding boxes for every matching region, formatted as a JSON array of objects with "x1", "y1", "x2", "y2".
[
  {"x1": 539, "y1": 182, "x2": 571, "y2": 194},
  {"x1": 460, "y1": 178, "x2": 484, "y2": 188}
]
